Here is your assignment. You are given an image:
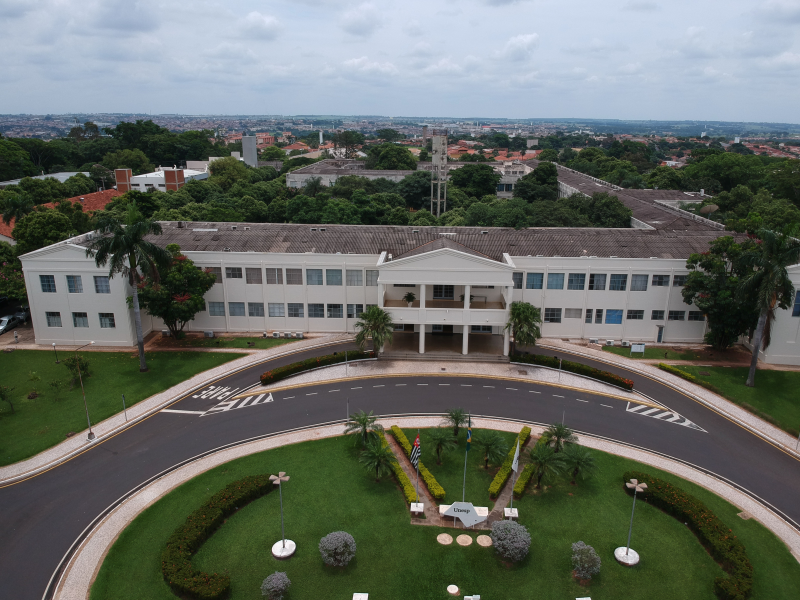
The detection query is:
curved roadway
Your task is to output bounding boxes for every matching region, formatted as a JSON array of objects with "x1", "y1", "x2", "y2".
[{"x1": 1, "y1": 342, "x2": 799, "y2": 600}]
